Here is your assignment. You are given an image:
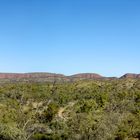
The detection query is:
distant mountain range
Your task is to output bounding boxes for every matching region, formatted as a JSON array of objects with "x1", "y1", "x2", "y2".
[{"x1": 0, "y1": 73, "x2": 139, "y2": 82}]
